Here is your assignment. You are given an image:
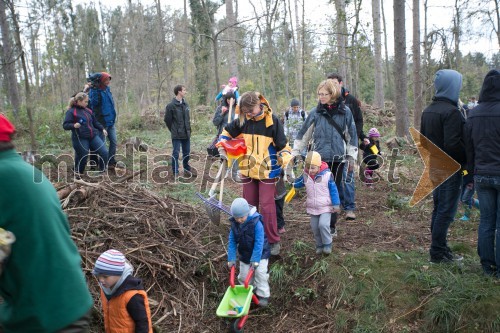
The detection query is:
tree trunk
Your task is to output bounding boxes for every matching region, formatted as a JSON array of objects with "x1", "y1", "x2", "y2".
[
  {"x1": 380, "y1": 0, "x2": 393, "y2": 101},
  {"x1": 453, "y1": 0, "x2": 461, "y2": 69},
  {"x1": 225, "y1": 0, "x2": 239, "y2": 78},
  {"x1": 393, "y1": 0, "x2": 409, "y2": 138},
  {"x1": 334, "y1": 0, "x2": 348, "y2": 81},
  {"x1": 412, "y1": 0, "x2": 423, "y2": 129},
  {"x1": 495, "y1": 0, "x2": 500, "y2": 49},
  {"x1": 372, "y1": 0, "x2": 384, "y2": 109},
  {"x1": 183, "y1": 0, "x2": 189, "y2": 85},
  {"x1": 8, "y1": 0, "x2": 36, "y2": 149},
  {"x1": 0, "y1": 0, "x2": 21, "y2": 119},
  {"x1": 294, "y1": 0, "x2": 303, "y2": 103}
]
